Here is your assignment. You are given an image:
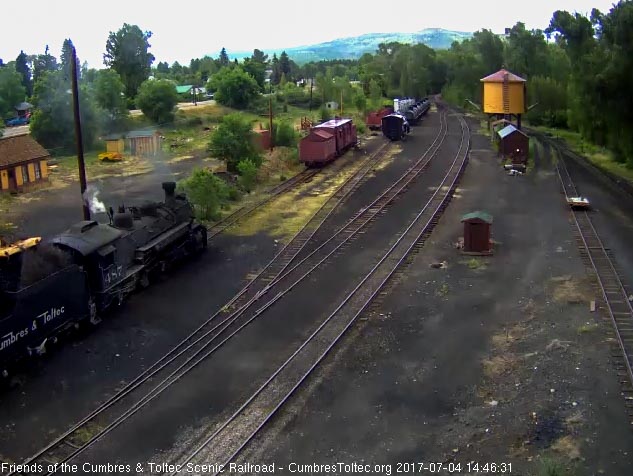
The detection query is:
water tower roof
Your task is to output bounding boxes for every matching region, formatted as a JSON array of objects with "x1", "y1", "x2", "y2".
[{"x1": 480, "y1": 69, "x2": 526, "y2": 82}]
